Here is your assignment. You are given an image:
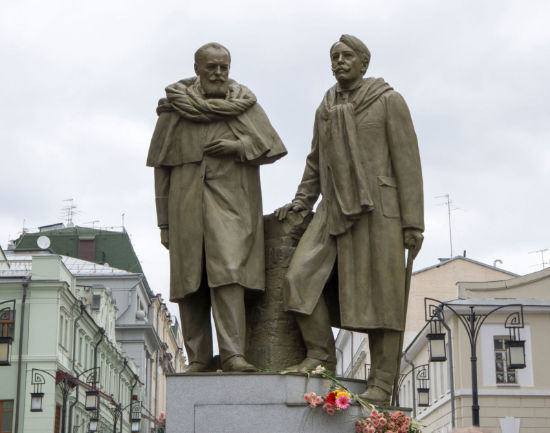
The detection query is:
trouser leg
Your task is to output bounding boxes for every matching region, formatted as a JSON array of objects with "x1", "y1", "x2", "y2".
[
  {"x1": 178, "y1": 286, "x2": 213, "y2": 366},
  {"x1": 295, "y1": 294, "x2": 336, "y2": 362},
  {"x1": 210, "y1": 283, "x2": 247, "y2": 363},
  {"x1": 368, "y1": 329, "x2": 401, "y2": 394}
]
